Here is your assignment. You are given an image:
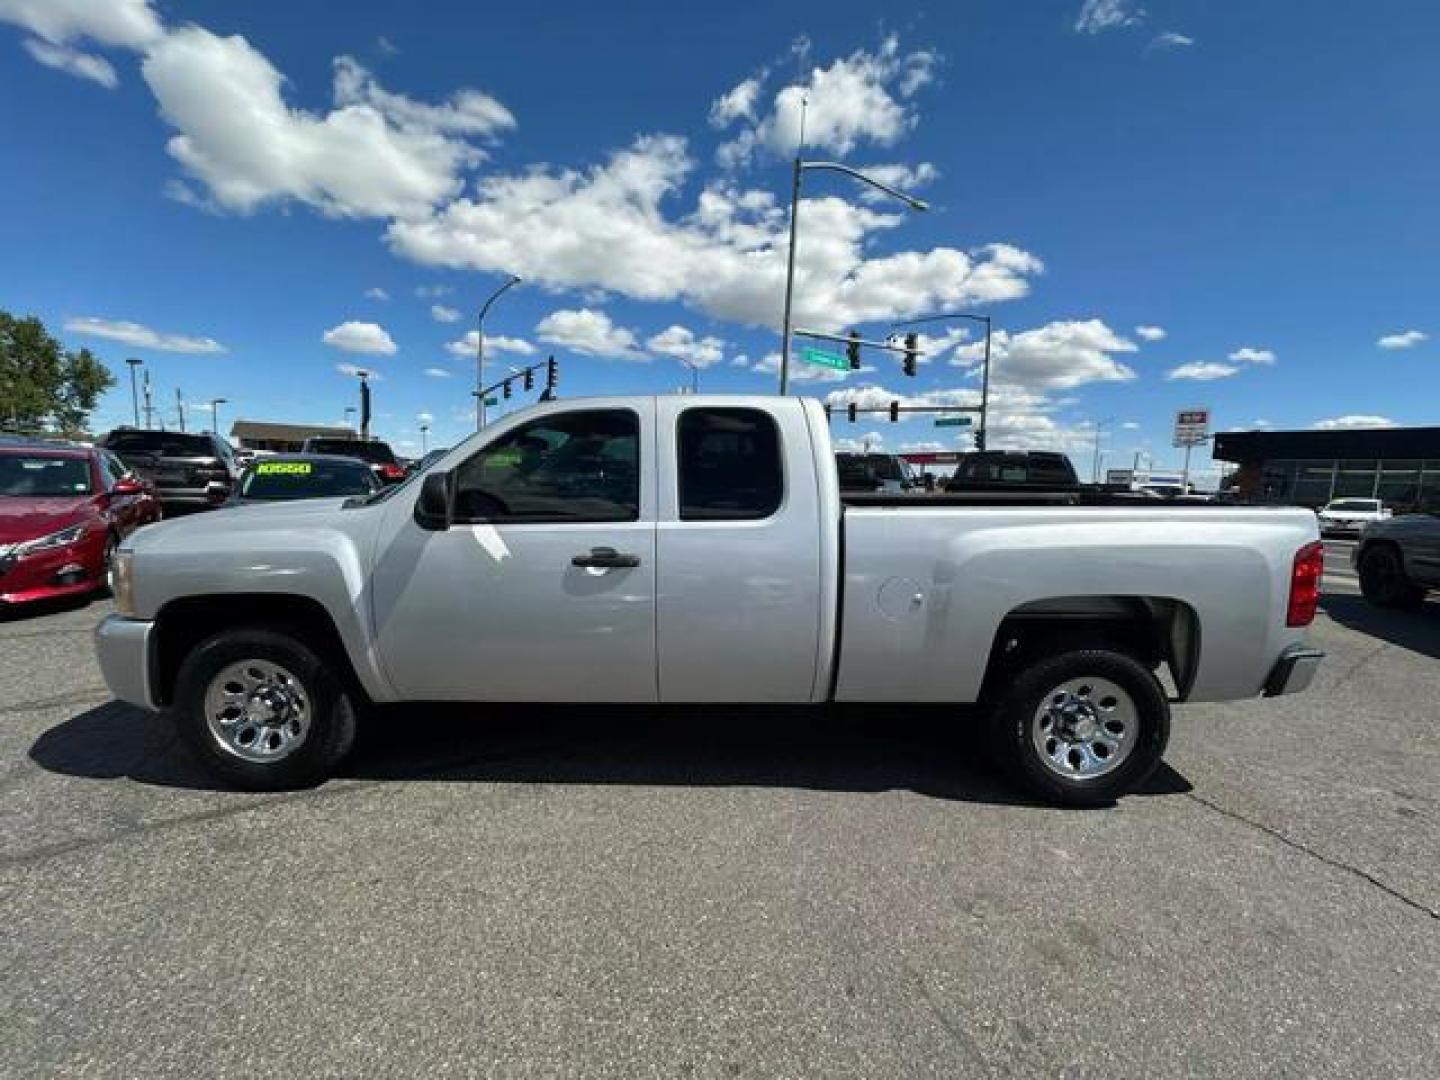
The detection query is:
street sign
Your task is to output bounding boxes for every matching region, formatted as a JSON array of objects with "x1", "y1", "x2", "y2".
[
  {"x1": 934, "y1": 415, "x2": 973, "y2": 428},
  {"x1": 1173, "y1": 407, "x2": 1211, "y2": 447},
  {"x1": 801, "y1": 347, "x2": 849, "y2": 371},
  {"x1": 484, "y1": 396, "x2": 499, "y2": 407}
]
